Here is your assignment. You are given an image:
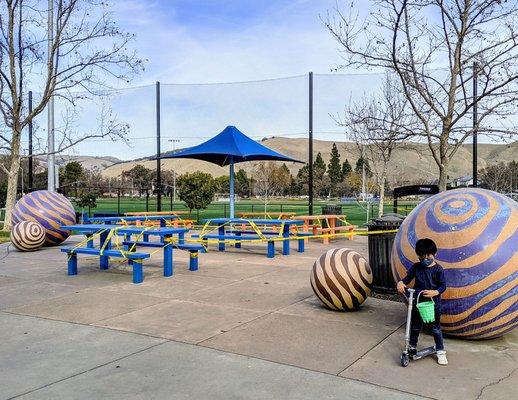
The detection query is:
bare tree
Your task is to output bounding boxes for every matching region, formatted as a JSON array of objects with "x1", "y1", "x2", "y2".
[
  {"x1": 253, "y1": 162, "x2": 291, "y2": 212},
  {"x1": 479, "y1": 162, "x2": 513, "y2": 192},
  {"x1": 338, "y1": 75, "x2": 415, "y2": 217},
  {"x1": 326, "y1": 0, "x2": 518, "y2": 191},
  {"x1": 0, "y1": 0, "x2": 143, "y2": 230}
]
